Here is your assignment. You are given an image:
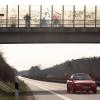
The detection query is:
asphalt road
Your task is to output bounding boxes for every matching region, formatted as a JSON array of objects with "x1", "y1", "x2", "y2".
[{"x1": 19, "y1": 76, "x2": 100, "y2": 100}]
